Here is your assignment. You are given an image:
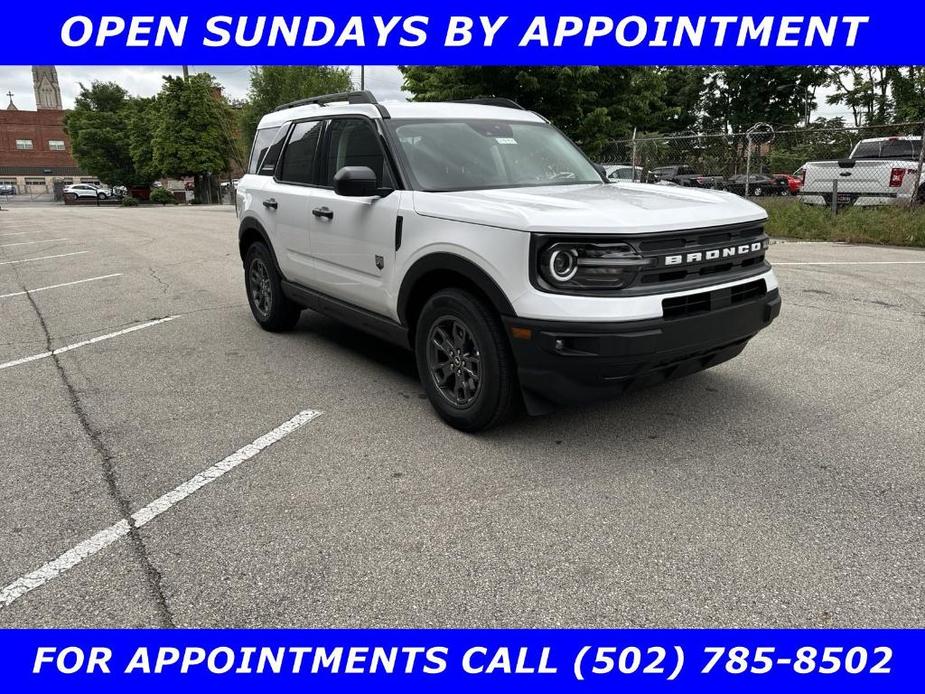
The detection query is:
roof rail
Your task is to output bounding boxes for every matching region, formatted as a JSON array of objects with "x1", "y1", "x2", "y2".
[
  {"x1": 273, "y1": 90, "x2": 380, "y2": 112},
  {"x1": 451, "y1": 97, "x2": 525, "y2": 111}
]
